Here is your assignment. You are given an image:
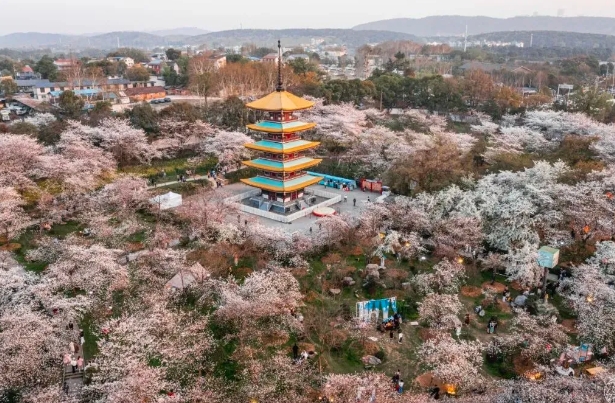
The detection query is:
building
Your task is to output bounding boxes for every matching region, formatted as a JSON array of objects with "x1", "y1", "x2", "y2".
[
  {"x1": 14, "y1": 78, "x2": 154, "y2": 100},
  {"x1": 241, "y1": 49, "x2": 322, "y2": 214},
  {"x1": 287, "y1": 54, "x2": 310, "y2": 62},
  {"x1": 106, "y1": 56, "x2": 135, "y2": 68},
  {"x1": 147, "y1": 60, "x2": 166, "y2": 75},
  {"x1": 209, "y1": 54, "x2": 227, "y2": 70},
  {"x1": 124, "y1": 85, "x2": 166, "y2": 102},
  {"x1": 16, "y1": 65, "x2": 38, "y2": 80},
  {"x1": 150, "y1": 53, "x2": 167, "y2": 61},
  {"x1": 261, "y1": 53, "x2": 280, "y2": 65},
  {"x1": 53, "y1": 59, "x2": 78, "y2": 71}
]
